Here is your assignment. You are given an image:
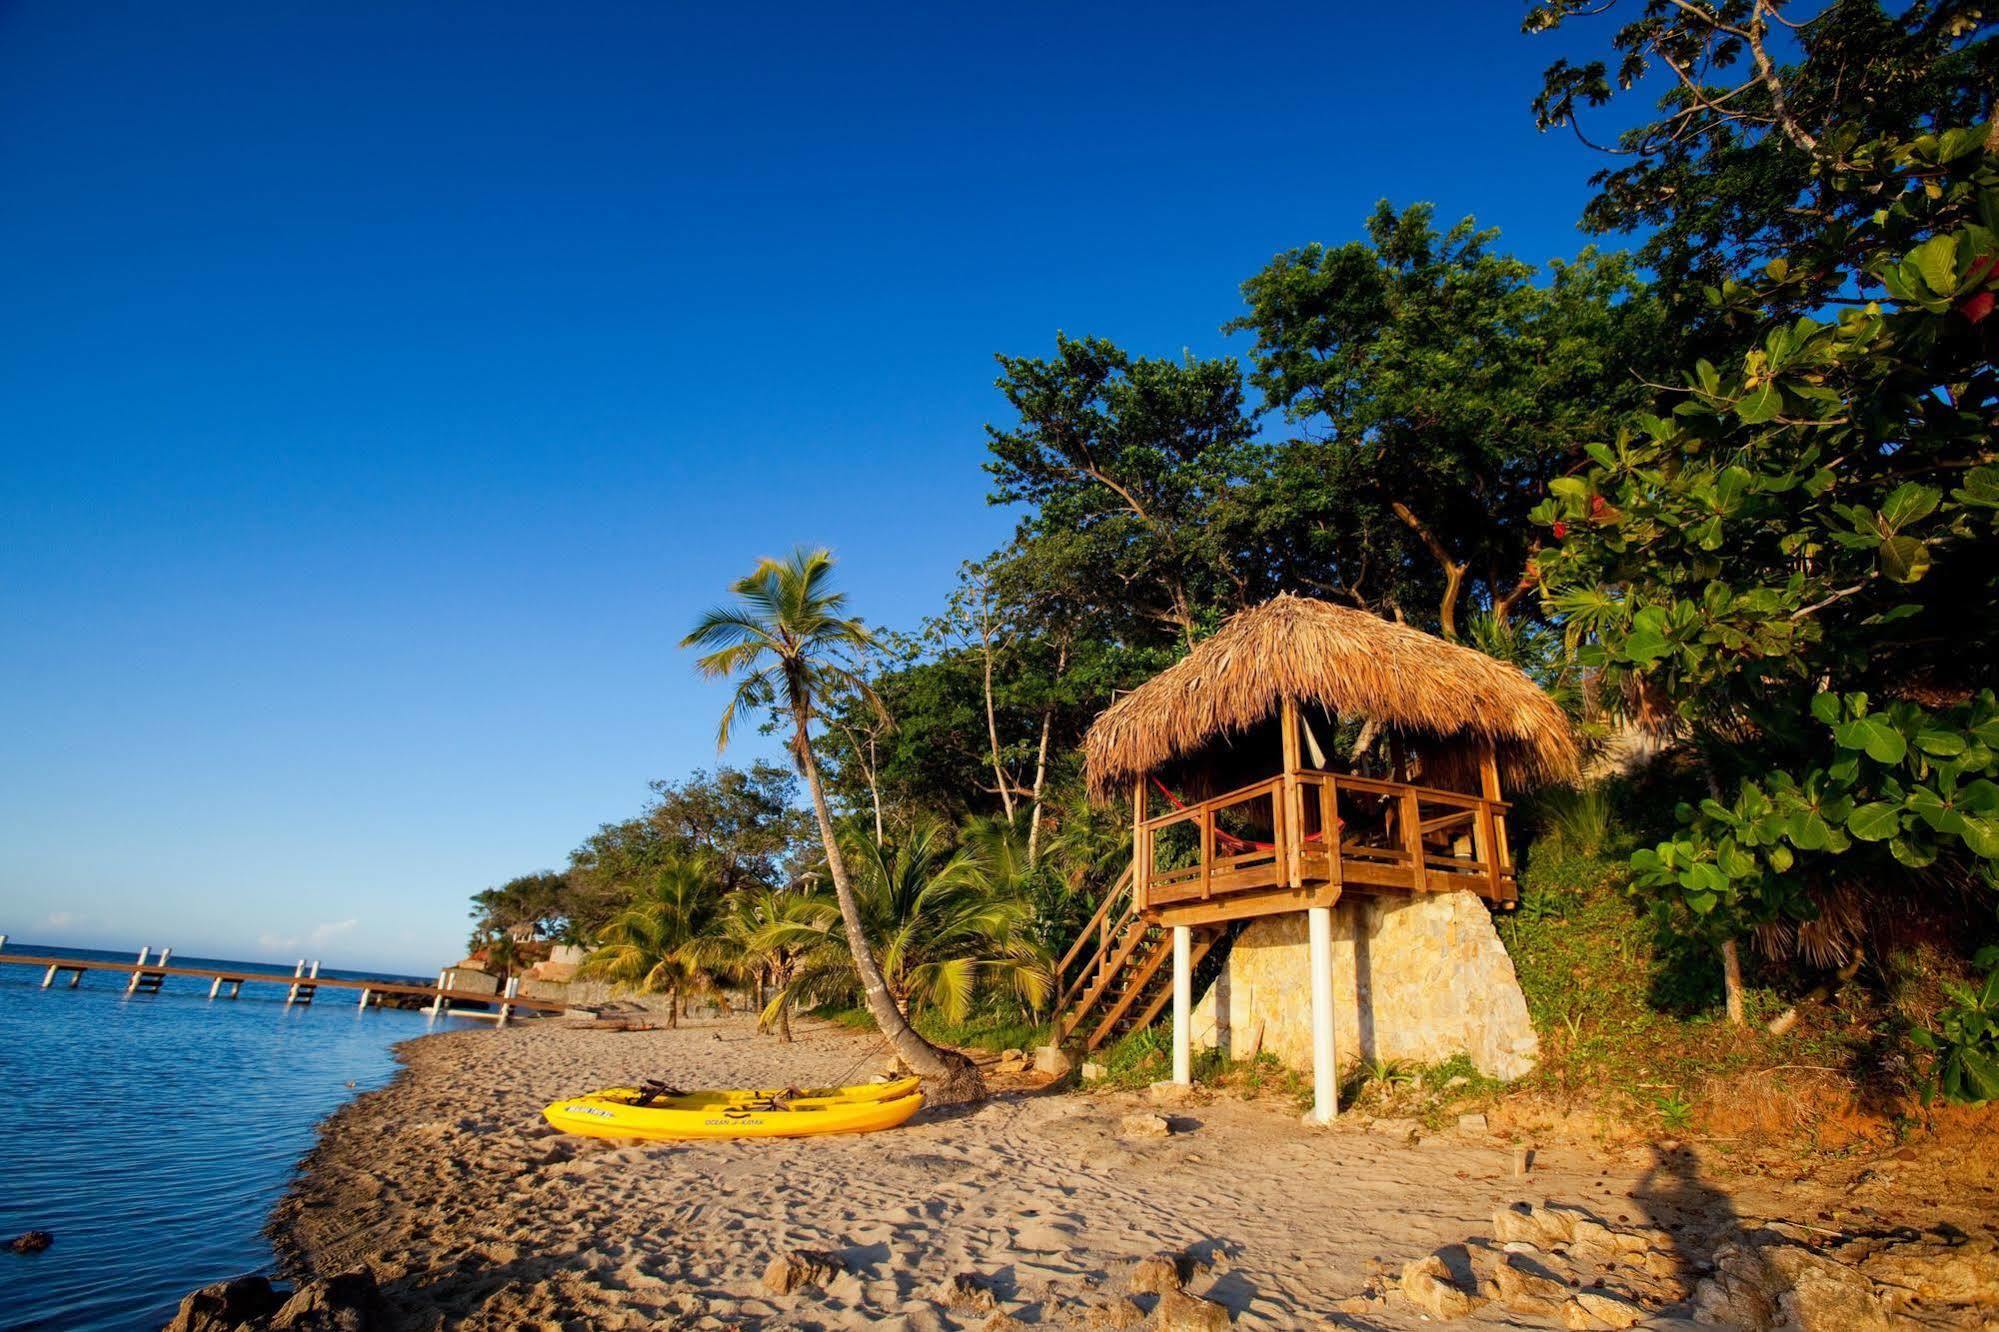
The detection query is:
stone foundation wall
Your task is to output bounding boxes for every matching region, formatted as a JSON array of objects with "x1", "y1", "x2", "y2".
[{"x1": 1190, "y1": 889, "x2": 1539, "y2": 1080}]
